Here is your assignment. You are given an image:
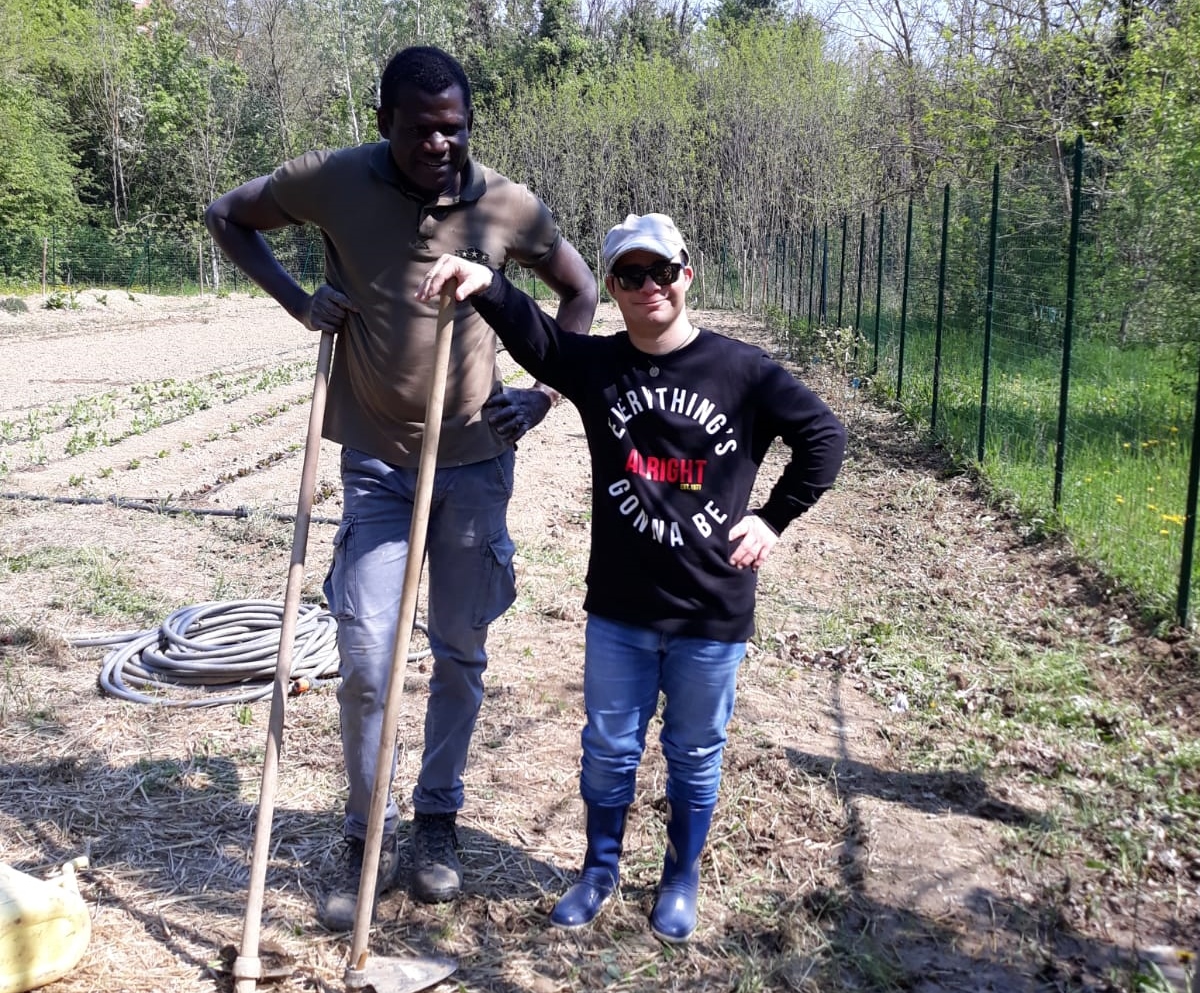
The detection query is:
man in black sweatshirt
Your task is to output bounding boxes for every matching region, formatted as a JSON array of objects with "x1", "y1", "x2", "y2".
[{"x1": 417, "y1": 212, "x2": 846, "y2": 943}]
